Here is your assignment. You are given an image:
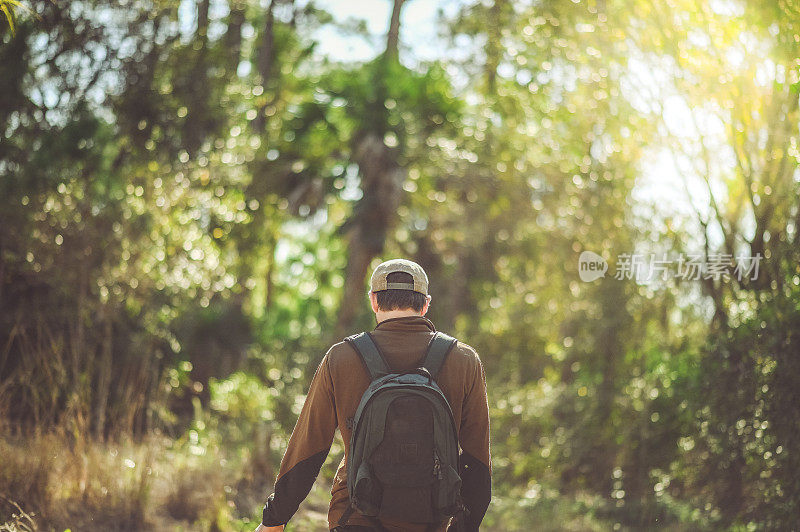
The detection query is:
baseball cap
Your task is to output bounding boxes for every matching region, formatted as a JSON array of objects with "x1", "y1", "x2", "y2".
[{"x1": 370, "y1": 259, "x2": 429, "y2": 295}]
